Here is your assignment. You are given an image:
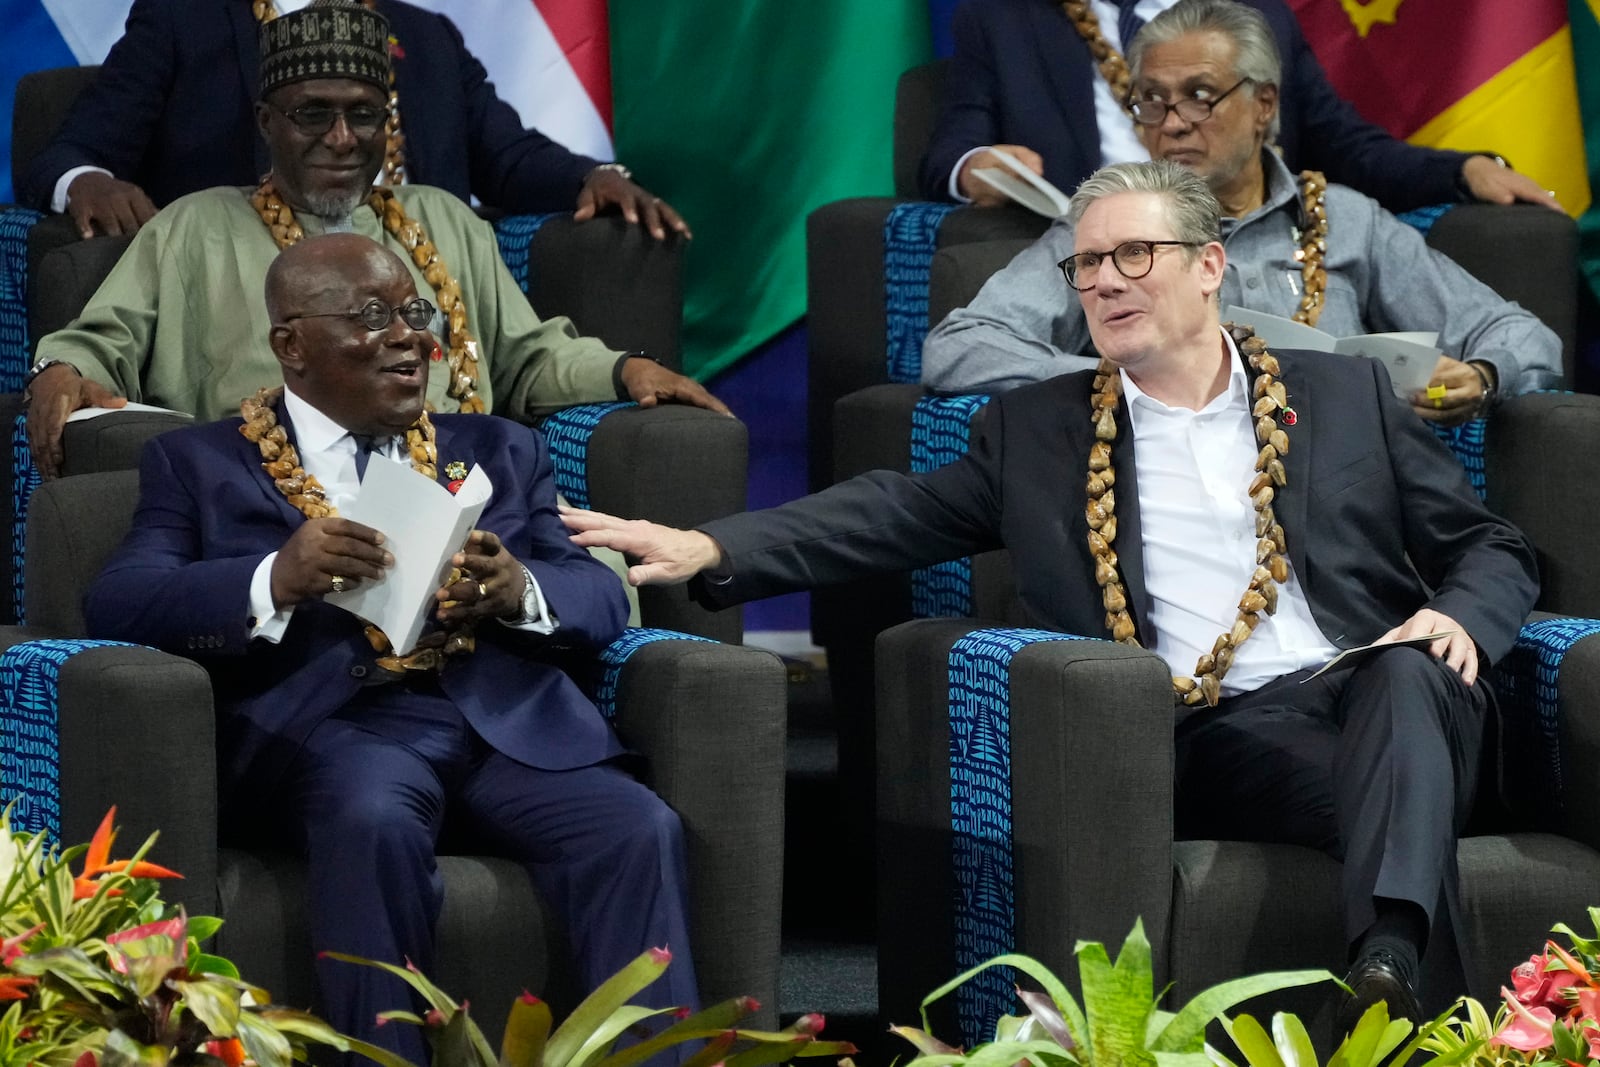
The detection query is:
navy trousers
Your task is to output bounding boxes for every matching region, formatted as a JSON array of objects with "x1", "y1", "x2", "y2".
[
  {"x1": 271, "y1": 678, "x2": 697, "y2": 1063},
  {"x1": 1172, "y1": 646, "x2": 1488, "y2": 993}
]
